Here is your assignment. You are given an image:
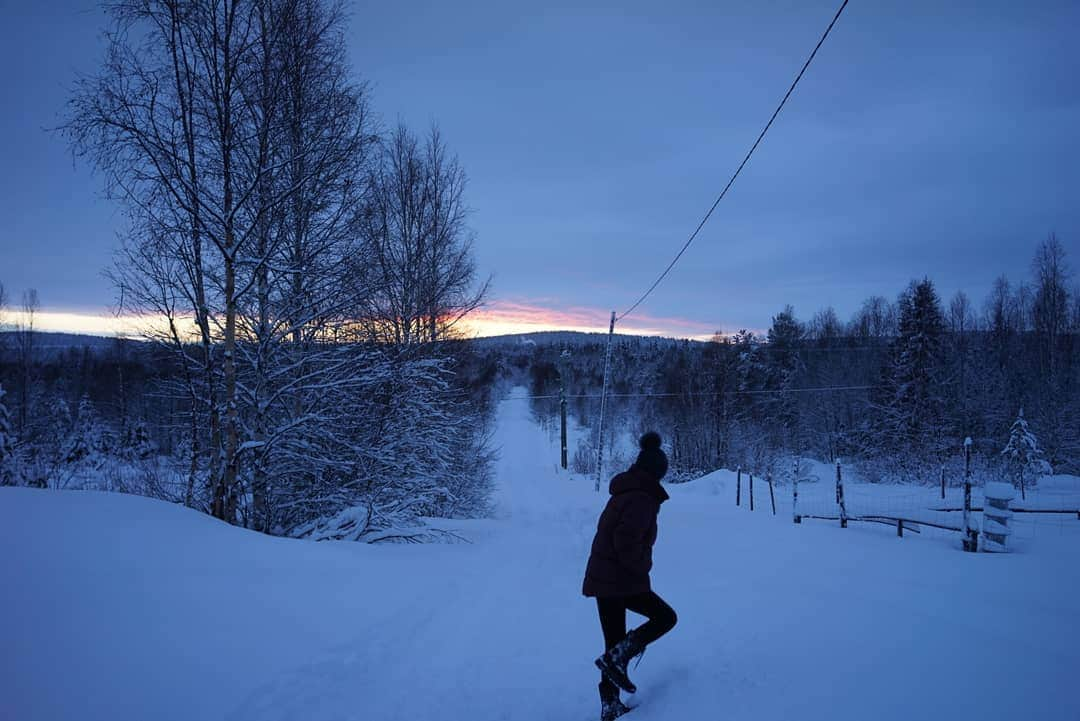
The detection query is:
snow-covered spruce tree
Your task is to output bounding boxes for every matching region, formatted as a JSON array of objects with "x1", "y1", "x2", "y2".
[
  {"x1": 762, "y1": 306, "x2": 805, "y2": 453},
  {"x1": 1001, "y1": 407, "x2": 1050, "y2": 494},
  {"x1": 0, "y1": 383, "x2": 16, "y2": 486},
  {"x1": 63, "y1": 394, "x2": 108, "y2": 466},
  {"x1": 872, "y1": 278, "x2": 947, "y2": 480}
]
